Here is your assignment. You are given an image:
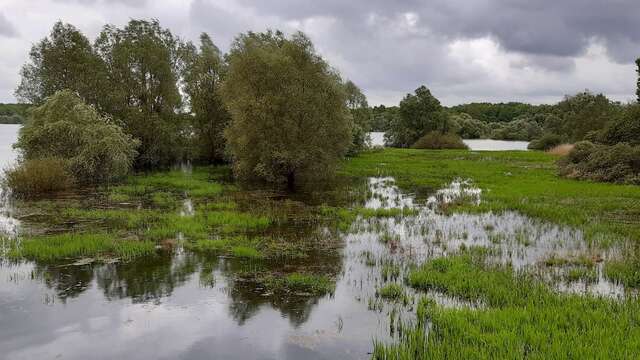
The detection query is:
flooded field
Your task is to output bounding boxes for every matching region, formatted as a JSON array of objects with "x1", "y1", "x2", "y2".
[
  {"x1": 1, "y1": 169, "x2": 634, "y2": 358},
  {"x1": 1, "y1": 126, "x2": 638, "y2": 358}
]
